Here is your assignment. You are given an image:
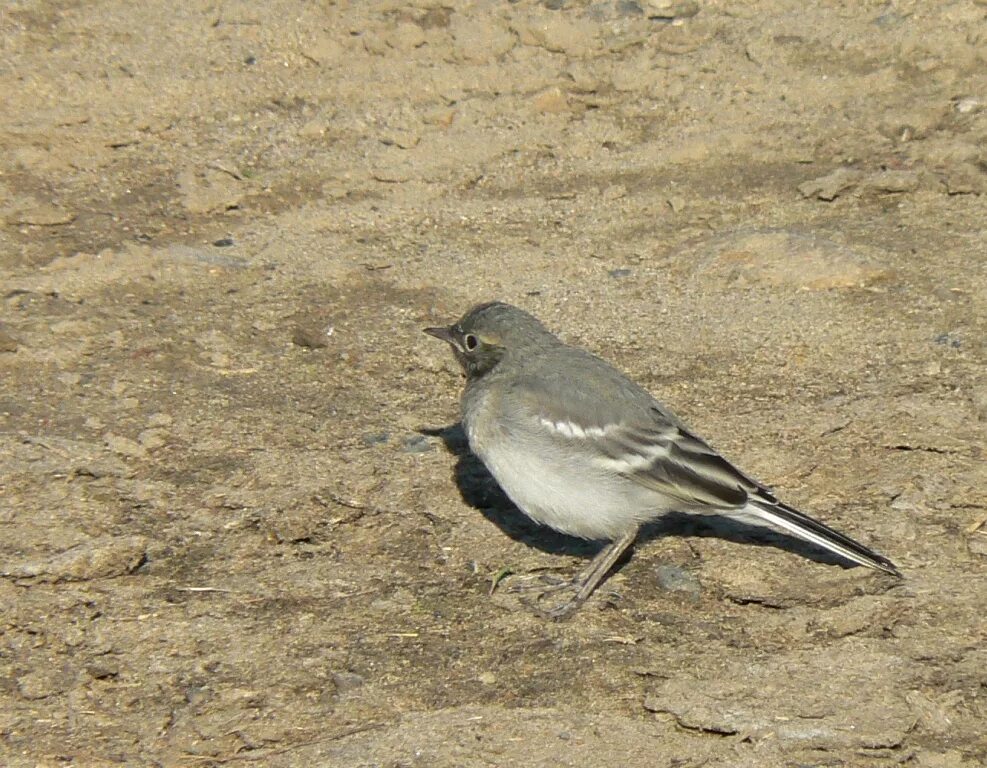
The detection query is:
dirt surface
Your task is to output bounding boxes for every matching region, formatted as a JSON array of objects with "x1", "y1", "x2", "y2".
[{"x1": 2, "y1": 1, "x2": 987, "y2": 766}]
